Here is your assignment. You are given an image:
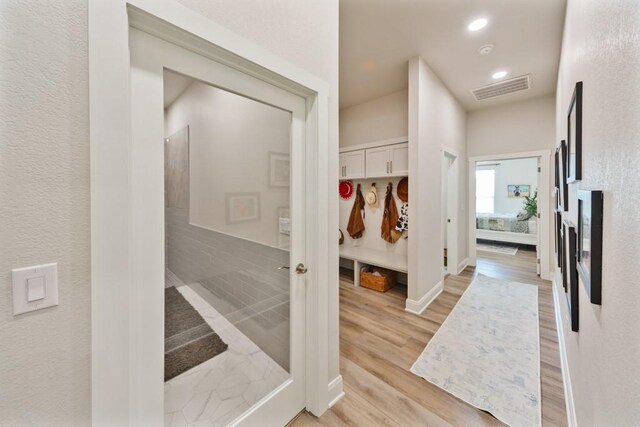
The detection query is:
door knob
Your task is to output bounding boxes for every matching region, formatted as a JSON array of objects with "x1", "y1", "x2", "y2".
[{"x1": 279, "y1": 263, "x2": 308, "y2": 274}]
